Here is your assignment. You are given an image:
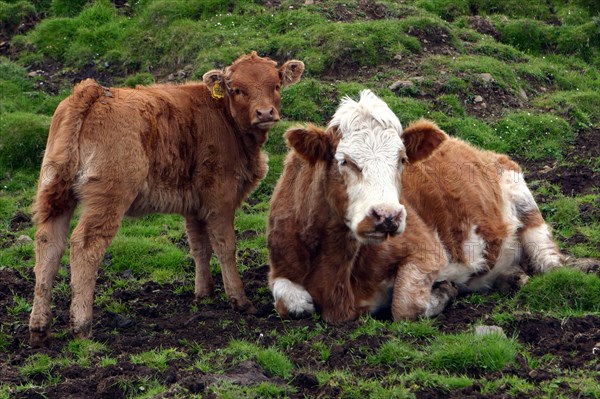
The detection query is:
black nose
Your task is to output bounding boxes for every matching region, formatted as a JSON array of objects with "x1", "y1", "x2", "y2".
[{"x1": 371, "y1": 207, "x2": 404, "y2": 233}]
